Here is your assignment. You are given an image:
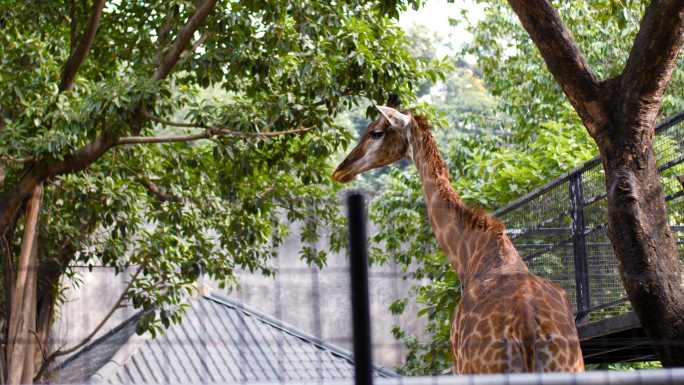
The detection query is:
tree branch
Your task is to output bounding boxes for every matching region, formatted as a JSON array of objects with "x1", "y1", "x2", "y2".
[
  {"x1": 129, "y1": 0, "x2": 220, "y2": 137},
  {"x1": 180, "y1": 31, "x2": 215, "y2": 58},
  {"x1": 153, "y1": 19, "x2": 175, "y2": 66},
  {"x1": 27, "y1": 329, "x2": 45, "y2": 363},
  {"x1": 69, "y1": 0, "x2": 77, "y2": 55},
  {"x1": 1, "y1": 236, "x2": 14, "y2": 362},
  {"x1": 19, "y1": 273, "x2": 37, "y2": 385},
  {"x1": 621, "y1": 1, "x2": 684, "y2": 115},
  {"x1": 138, "y1": 111, "x2": 317, "y2": 138},
  {"x1": 6, "y1": 186, "x2": 41, "y2": 384},
  {"x1": 1, "y1": 204, "x2": 22, "y2": 343},
  {"x1": 139, "y1": 177, "x2": 218, "y2": 206},
  {"x1": 0, "y1": 0, "x2": 222, "y2": 253},
  {"x1": 152, "y1": 0, "x2": 219, "y2": 82},
  {"x1": 140, "y1": 178, "x2": 183, "y2": 203},
  {"x1": 1, "y1": 153, "x2": 36, "y2": 163},
  {"x1": 312, "y1": 90, "x2": 354, "y2": 107},
  {"x1": 0, "y1": 112, "x2": 315, "y2": 240},
  {"x1": 212, "y1": 123, "x2": 318, "y2": 137},
  {"x1": 6, "y1": 186, "x2": 42, "y2": 355},
  {"x1": 0, "y1": 319, "x2": 4, "y2": 384},
  {"x1": 116, "y1": 132, "x2": 210, "y2": 145},
  {"x1": 0, "y1": 130, "x2": 113, "y2": 240},
  {"x1": 0, "y1": 162, "x2": 6, "y2": 185},
  {"x1": 34, "y1": 258, "x2": 150, "y2": 381},
  {"x1": 506, "y1": 0, "x2": 601, "y2": 134},
  {"x1": 59, "y1": 0, "x2": 106, "y2": 92}
]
